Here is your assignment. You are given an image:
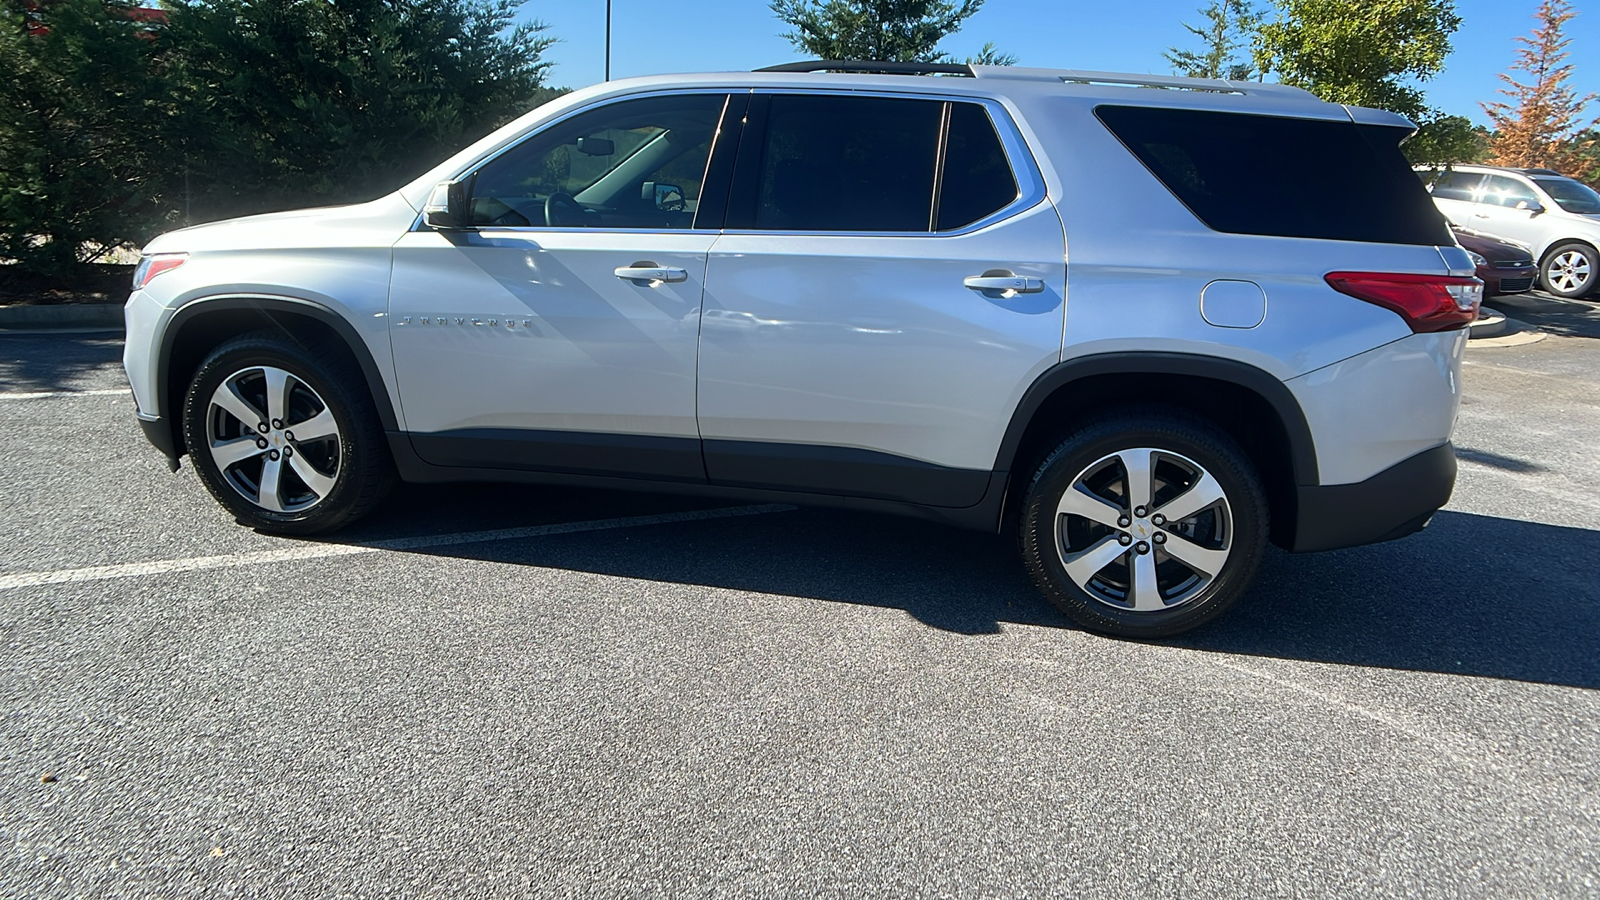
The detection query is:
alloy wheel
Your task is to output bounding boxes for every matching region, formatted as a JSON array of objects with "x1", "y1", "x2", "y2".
[
  {"x1": 1548, "y1": 250, "x2": 1593, "y2": 295},
  {"x1": 205, "y1": 365, "x2": 342, "y2": 513},
  {"x1": 1053, "y1": 448, "x2": 1233, "y2": 613}
]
